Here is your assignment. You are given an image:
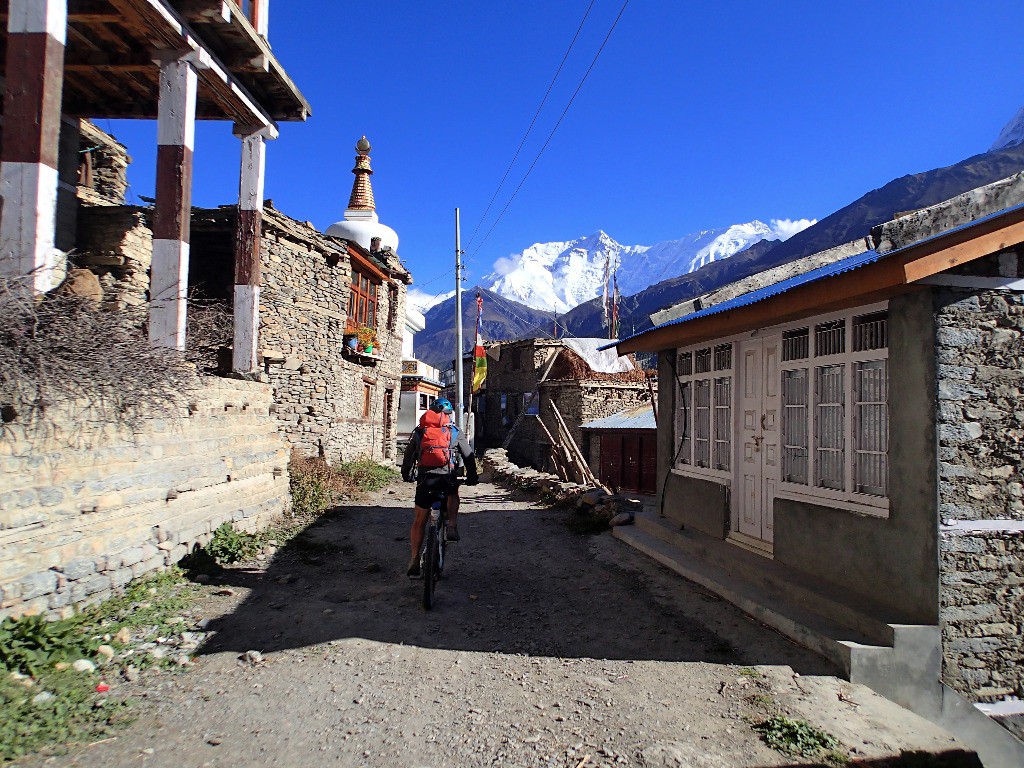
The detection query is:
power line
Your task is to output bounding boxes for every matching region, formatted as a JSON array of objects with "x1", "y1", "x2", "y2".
[
  {"x1": 466, "y1": 0, "x2": 631, "y2": 268},
  {"x1": 463, "y1": 0, "x2": 597, "y2": 252}
]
